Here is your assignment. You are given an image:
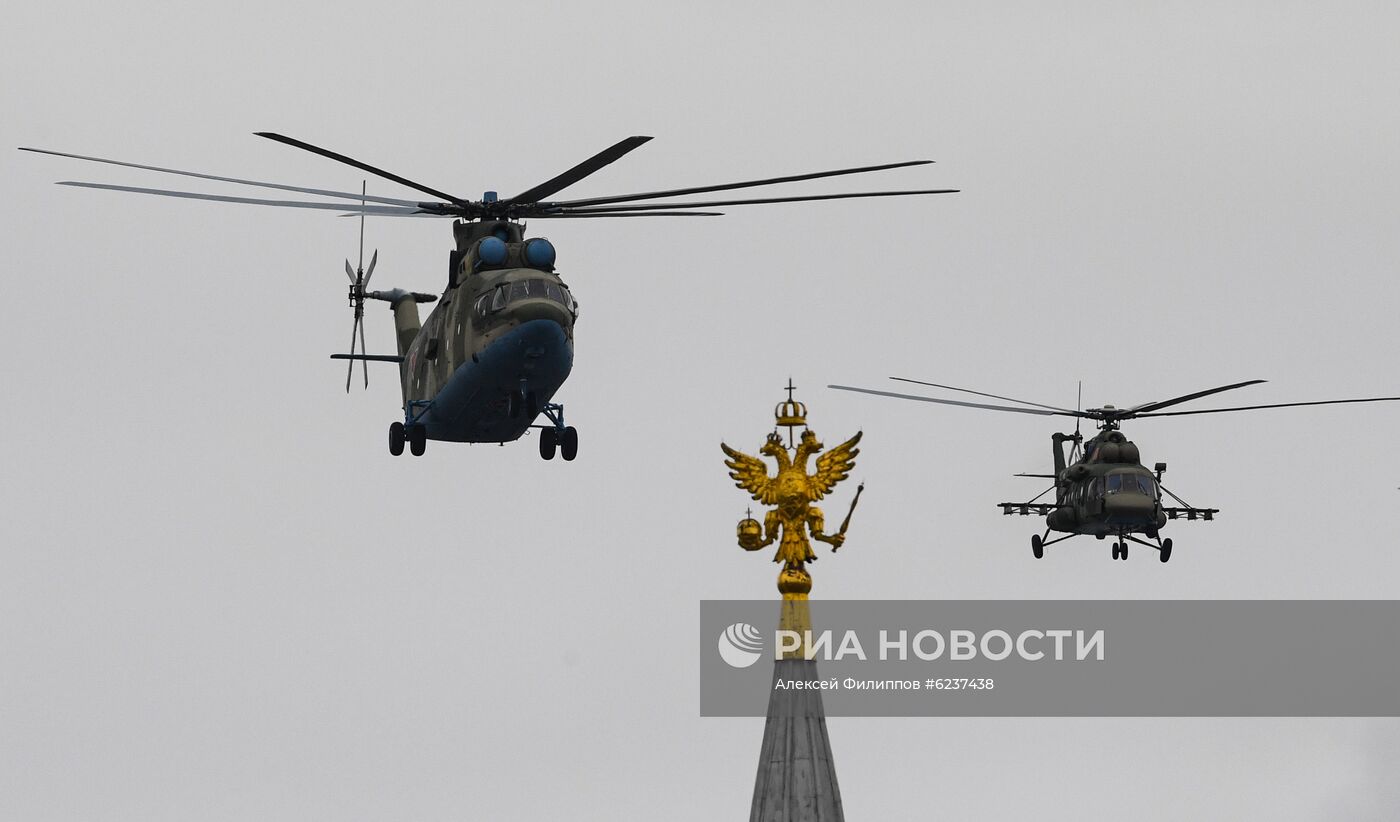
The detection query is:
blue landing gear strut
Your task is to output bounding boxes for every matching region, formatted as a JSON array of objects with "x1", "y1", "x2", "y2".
[
  {"x1": 389, "y1": 401, "x2": 432, "y2": 457},
  {"x1": 532, "y1": 402, "x2": 578, "y2": 461}
]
